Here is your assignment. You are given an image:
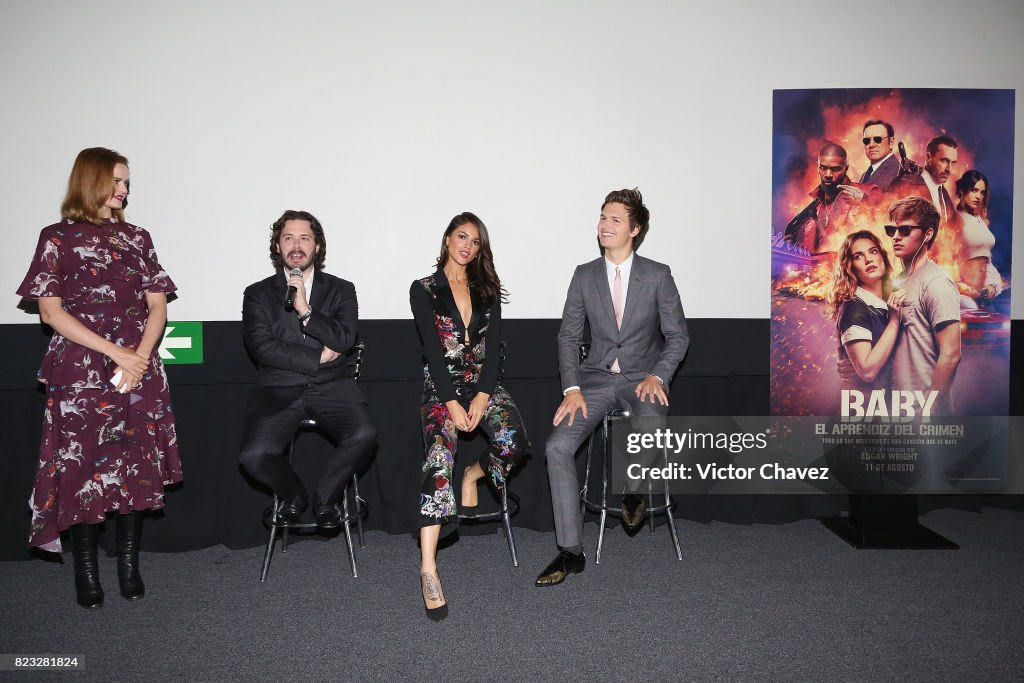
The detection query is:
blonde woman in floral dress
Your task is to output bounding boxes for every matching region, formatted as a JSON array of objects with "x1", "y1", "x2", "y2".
[{"x1": 17, "y1": 147, "x2": 181, "y2": 608}]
